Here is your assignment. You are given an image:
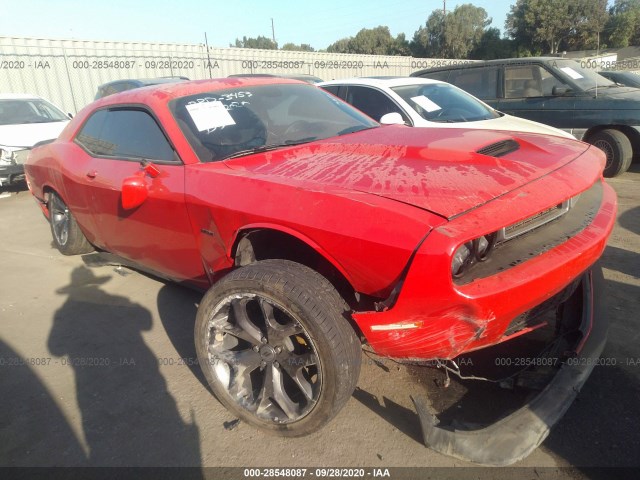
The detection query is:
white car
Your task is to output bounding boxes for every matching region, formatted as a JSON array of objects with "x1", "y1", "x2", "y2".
[
  {"x1": 319, "y1": 77, "x2": 574, "y2": 139},
  {"x1": 0, "y1": 94, "x2": 70, "y2": 187}
]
